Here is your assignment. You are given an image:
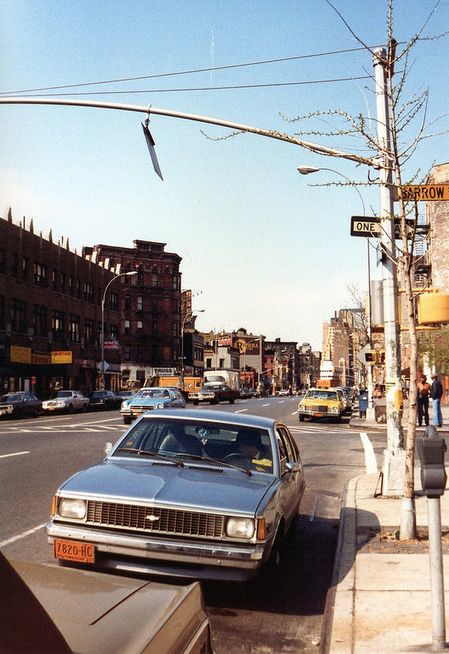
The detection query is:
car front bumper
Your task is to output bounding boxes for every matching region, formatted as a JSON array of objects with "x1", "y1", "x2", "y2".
[{"x1": 47, "y1": 521, "x2": 267, "y2": 581}]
